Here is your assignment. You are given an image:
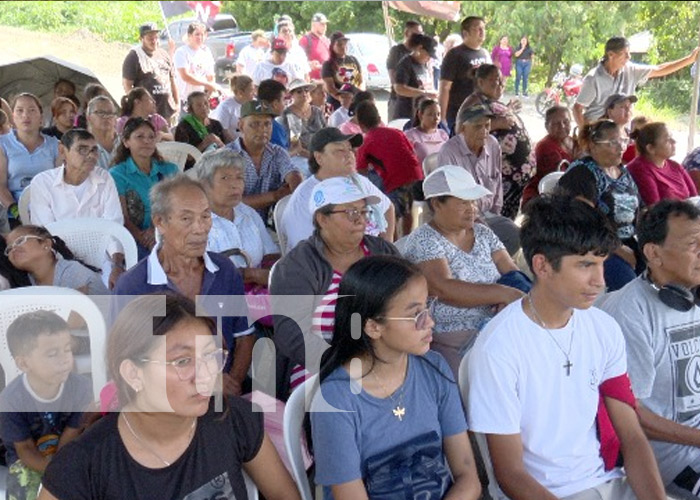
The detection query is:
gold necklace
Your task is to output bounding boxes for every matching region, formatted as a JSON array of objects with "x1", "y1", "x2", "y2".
[
  {"x1": 528, "y1": 294, "x2": 575, "y2": 376},
  {"x1": 122, "y1": 413, "x2": 196, "y2": 467},
  {"x1": 371, "y1": 368, "x2": 407, "y2": 421}
]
